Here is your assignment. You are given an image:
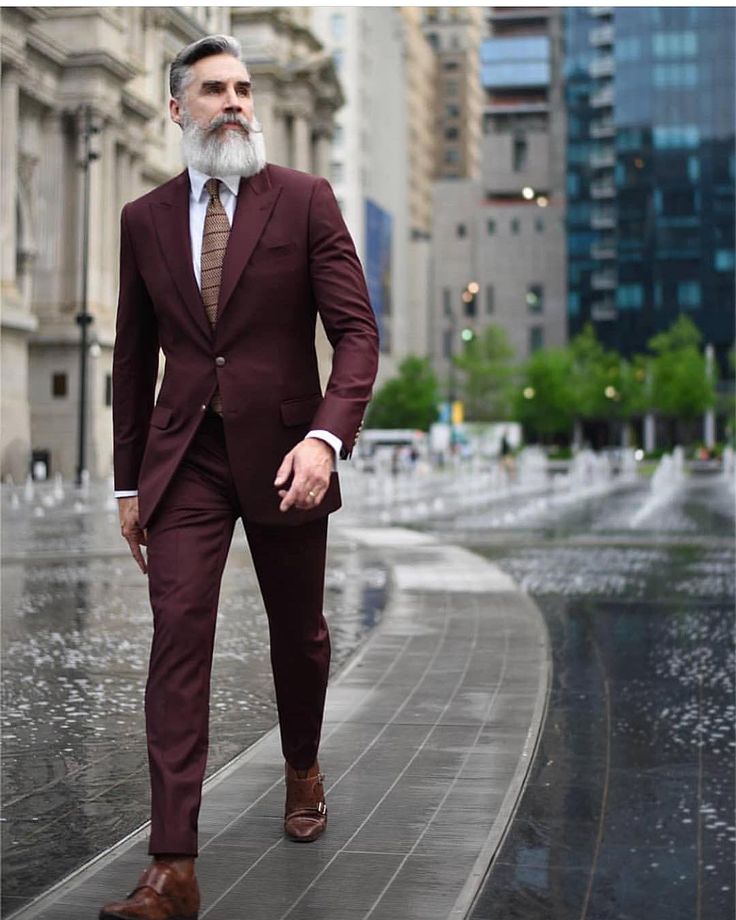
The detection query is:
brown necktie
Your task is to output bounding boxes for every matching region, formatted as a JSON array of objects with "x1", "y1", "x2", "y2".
[{"x1": 201, "y1": 178, "x2": 230, "y2": 415}]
